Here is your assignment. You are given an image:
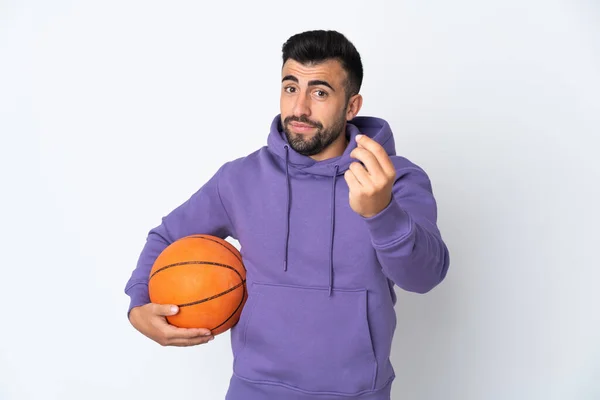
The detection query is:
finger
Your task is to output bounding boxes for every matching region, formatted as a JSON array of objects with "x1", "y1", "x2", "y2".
[
  {"x1": 153, "y1": 303, "x2": 179, "y2": 317},
  {"x1": 350, "y1": 147, "x2": 385, "y2": 178},
  {"x1": 168, "y1": 335, "x2": 215, "y2": 347},
  {"x1": 355, "y1": 135, "x2": 396, "y2": 178},
  {"x1": 162, "y1": 323, "x2": 213, "y2": 339},
  {"x1": 151, "y1": 314, "x2": 213, "y2": 338},
  {"x1": 348, "y1": 161, "x2": 372, "y2": 187},
  {"x1": 344, "y1": 169, "x2": 361, "y2": 191}
]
